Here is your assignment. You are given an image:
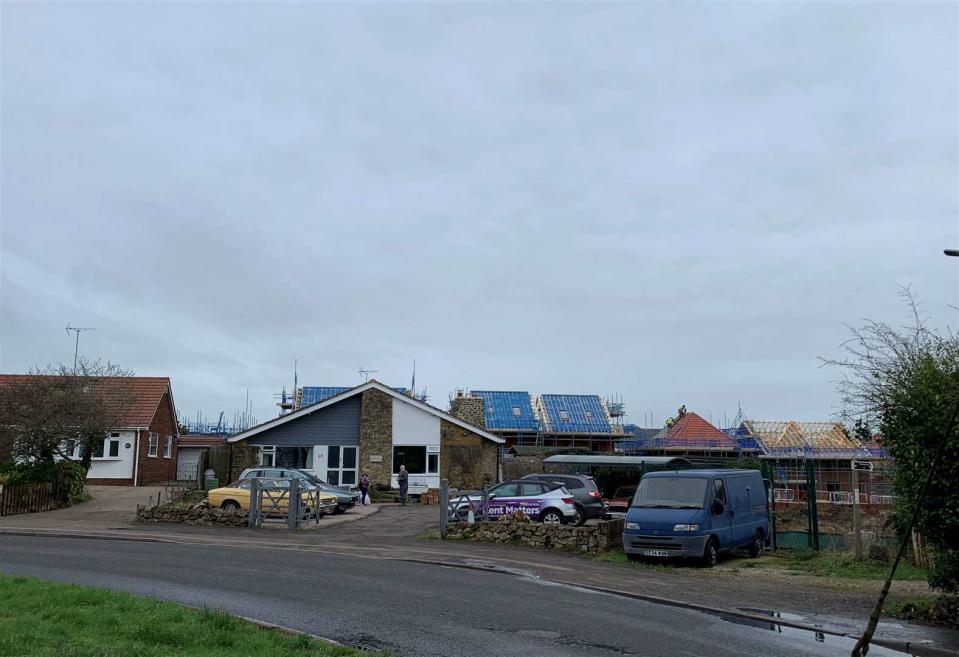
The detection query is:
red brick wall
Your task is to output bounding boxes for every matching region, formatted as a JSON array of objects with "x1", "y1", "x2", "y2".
[{"x1": 136, "y1": 391, "x2": 178, "y2": 484}]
